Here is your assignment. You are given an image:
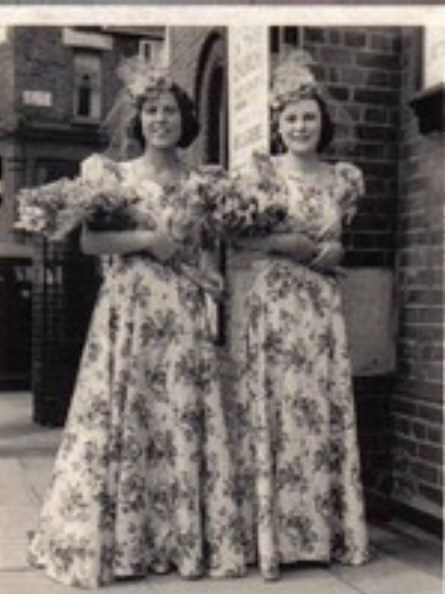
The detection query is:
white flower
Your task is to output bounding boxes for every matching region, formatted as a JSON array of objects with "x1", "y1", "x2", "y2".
[
  {"x1": 80, "y1": 153, "x2": 121, "y2": 186},
  {"x1": 270, "y1": 50, "x2": 320, "y2": 109}
]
